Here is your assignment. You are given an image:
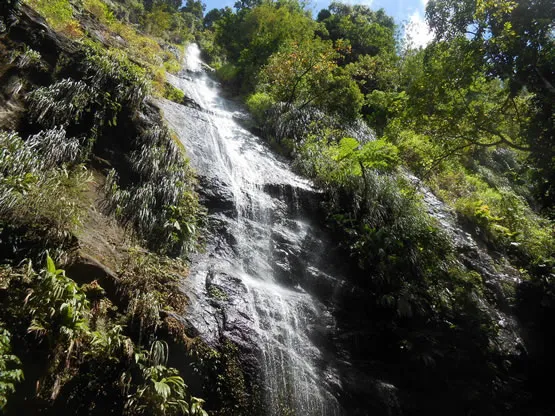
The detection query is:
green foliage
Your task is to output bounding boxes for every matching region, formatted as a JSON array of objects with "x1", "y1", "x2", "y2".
[
  {"x1": 434, "y1": 169, "x2": 555, "y2": 272},
  {"x1": 26, "y1": 255, "x2": 90, "y2": 345},
  {"x1": 188, "y1": 339, "x2": 249, "y2": 416},
  {"x1": 82, "y1": 43, "x2": 149, "y2": 112},
  {"x1": 12, "y1": 45, "x2": 42, "y2": 69},
  {"x1": 125, "y1": 341, "x2": 208, "y2": 416},
  {"x1": 213, "y1": 0, "x2": 318, "y2": 90},
  {"x1": 0, "y1": 327, "x2": 23, "y2": 410},
  {"x1": 258, "y1": 37, "x2": 363, "y2": 119},
  {"x1": 317, "y1": 1, "x2": 396, "y2": 62},
  {"x1": 104, "y1": 124, "x2": 204, "y2": 255},
  {"x1": 0, "y1": 256, "x2": 209, "y2": 412},
  {"x1": 163, "y1": 82, "x2": 185, "y2": 103},
  {"x1": 245, "y1": 92, "x2": 275, "y2": 123},
  {"x1": 83, "y1": 0, "x2": 114, "y2": 24},
  {"x1": 88, "y1": 325, "x2": 134, "y2": 362},
  {"x1": 116, "y1": 248, "x2": 190, "y2": 341},
  {"x1": 298, "y1": 135, "x2": 398, "y2": 187},
  {"x1": 215, "y1": 63, "x2": 239, "y2": 83},
  {"x1": 144, "y1": 5, "x2": 173, "y2": 37},
  {"x1": 0, "y1": 130, "x2": 90, "y2": 243},
  {"x1": 28, "y1": 79, "x2": 96, "y2": 127},
  {"x1": 23, "y1": 0, "x2": 83, "y2": 37},
  {"x1": 27, "y1": 43, "x2": 148, "y2": 132},
  {"x1": 425, "y1": 0, "x2": 555, "y2": 208}
]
